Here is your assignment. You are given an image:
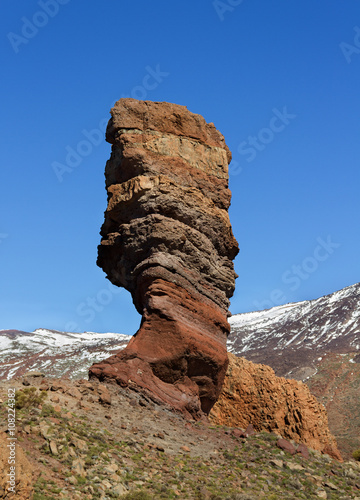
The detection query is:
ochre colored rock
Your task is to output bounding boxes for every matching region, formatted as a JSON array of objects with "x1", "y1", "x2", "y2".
[
  {"x1": 89, "y1": 99, "x2": 238, "y2": 418},
  {"x1": 209, "y1": 353, "x2": 342, "y2": 461},
  {"x1": 0, "y1": 432, "x2": 33, "y2": 499}
]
